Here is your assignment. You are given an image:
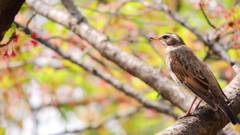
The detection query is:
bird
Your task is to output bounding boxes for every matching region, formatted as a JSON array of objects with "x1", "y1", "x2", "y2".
[{"x1": 149, "y1": 32, "x2": 240, "y2": 125}]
